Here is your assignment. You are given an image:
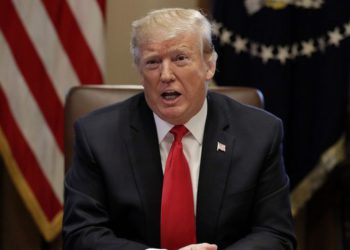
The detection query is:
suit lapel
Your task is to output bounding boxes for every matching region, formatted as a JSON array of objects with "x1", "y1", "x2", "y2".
[
  {"x1": 124, "y1": 94, "x2": 163, "y2": 246},
  {"x1": 196, "y1": 93, "x2": 236, "y2": 243},
  {"x1": 123, "y1": 93, "x2": 237, "y2": 245}
]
